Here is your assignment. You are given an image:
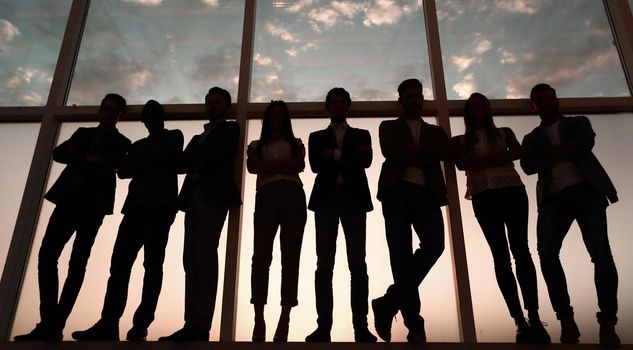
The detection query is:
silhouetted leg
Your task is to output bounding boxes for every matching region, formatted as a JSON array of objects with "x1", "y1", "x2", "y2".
[
  {"x1": 132, "y1": 210, "x2": 174, "y2": 328},
  {"x1": 37, "y1": 205, "x2": 78, "y2": 326},
  {"x1": 56, "y1": 210, "x2": 104, "y2": 327},
  {"x1": 340, "y1": 208, "x2": 369, "y2": 331},
  {"x1": 313, "y1": 209, "x2": 339, "y2": 331},
  {"x1": 279, "y1": 183, "x2": 306, "y2": 308},
  {"x1": 574, "y1": 187, "x2": 618, "y2": 322},
  {"x1": 251, "y1": 186, "x2": 281, "y2": 307},
  {"x1": 101, "y1": 214, "x2": 144, "y2": 324},
  {"x1": 473, "y1": 189, "x2": 523, "y2": 318},
  {"x1": 537, "y1": 192, "x2": 575, "y2": 319}
]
